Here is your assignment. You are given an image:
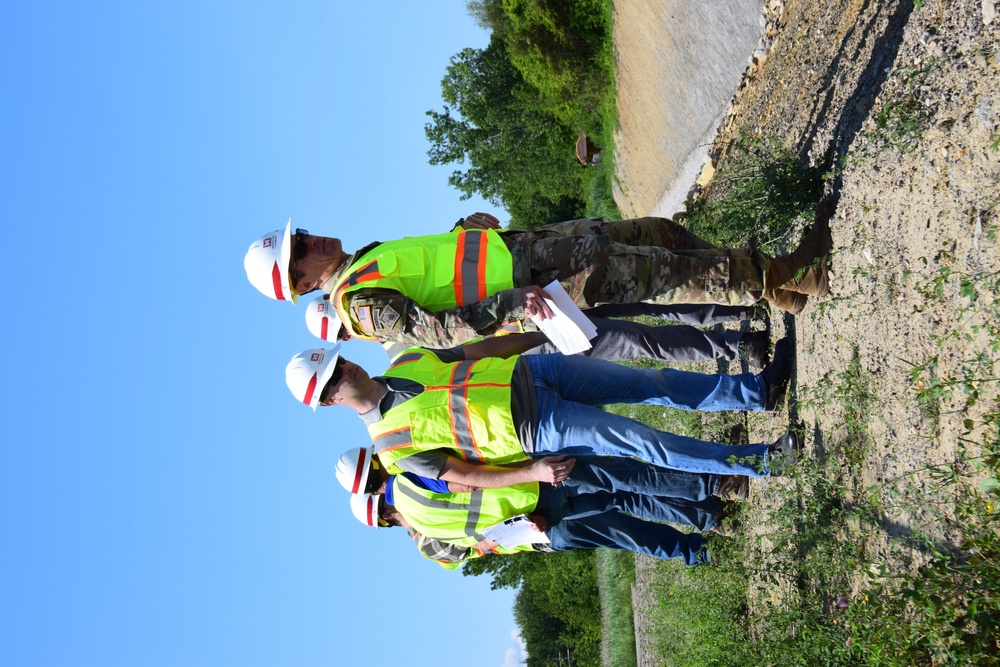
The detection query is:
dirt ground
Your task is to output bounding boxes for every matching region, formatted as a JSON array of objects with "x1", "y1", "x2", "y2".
[{"x1": 613, "y1": 0, "x2": 999, "y2": 661}]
